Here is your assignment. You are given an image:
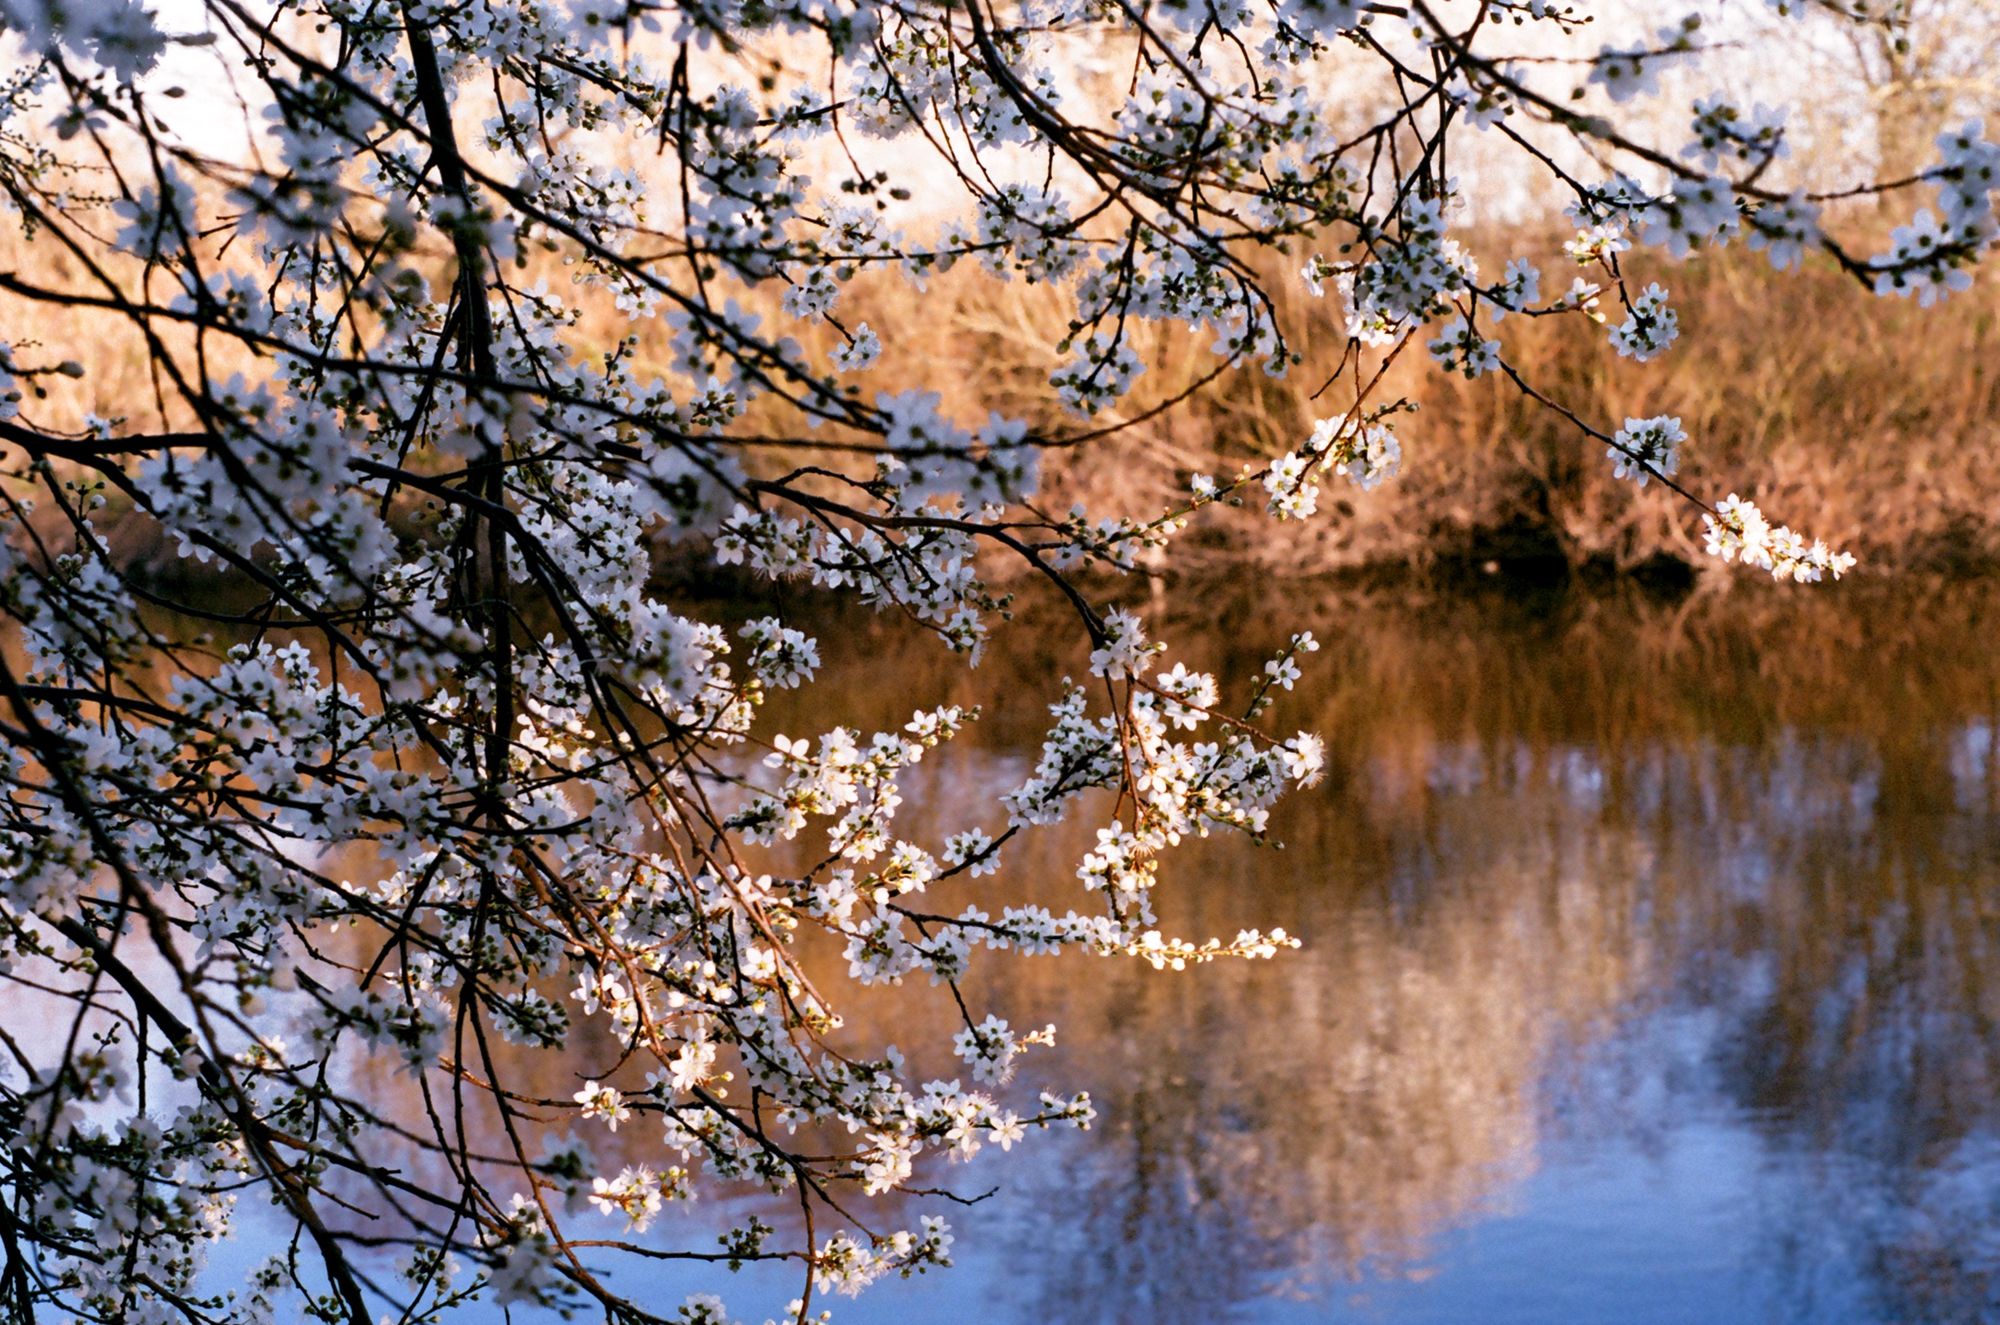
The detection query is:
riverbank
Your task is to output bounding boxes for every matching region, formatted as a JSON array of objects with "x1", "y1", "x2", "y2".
[
  {"x1": 11, "y1": 227, "x2": 1998, "y2": 584},
  {"x1": 873, "y1": 239, "x2": 2000, "y2": 581}
]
